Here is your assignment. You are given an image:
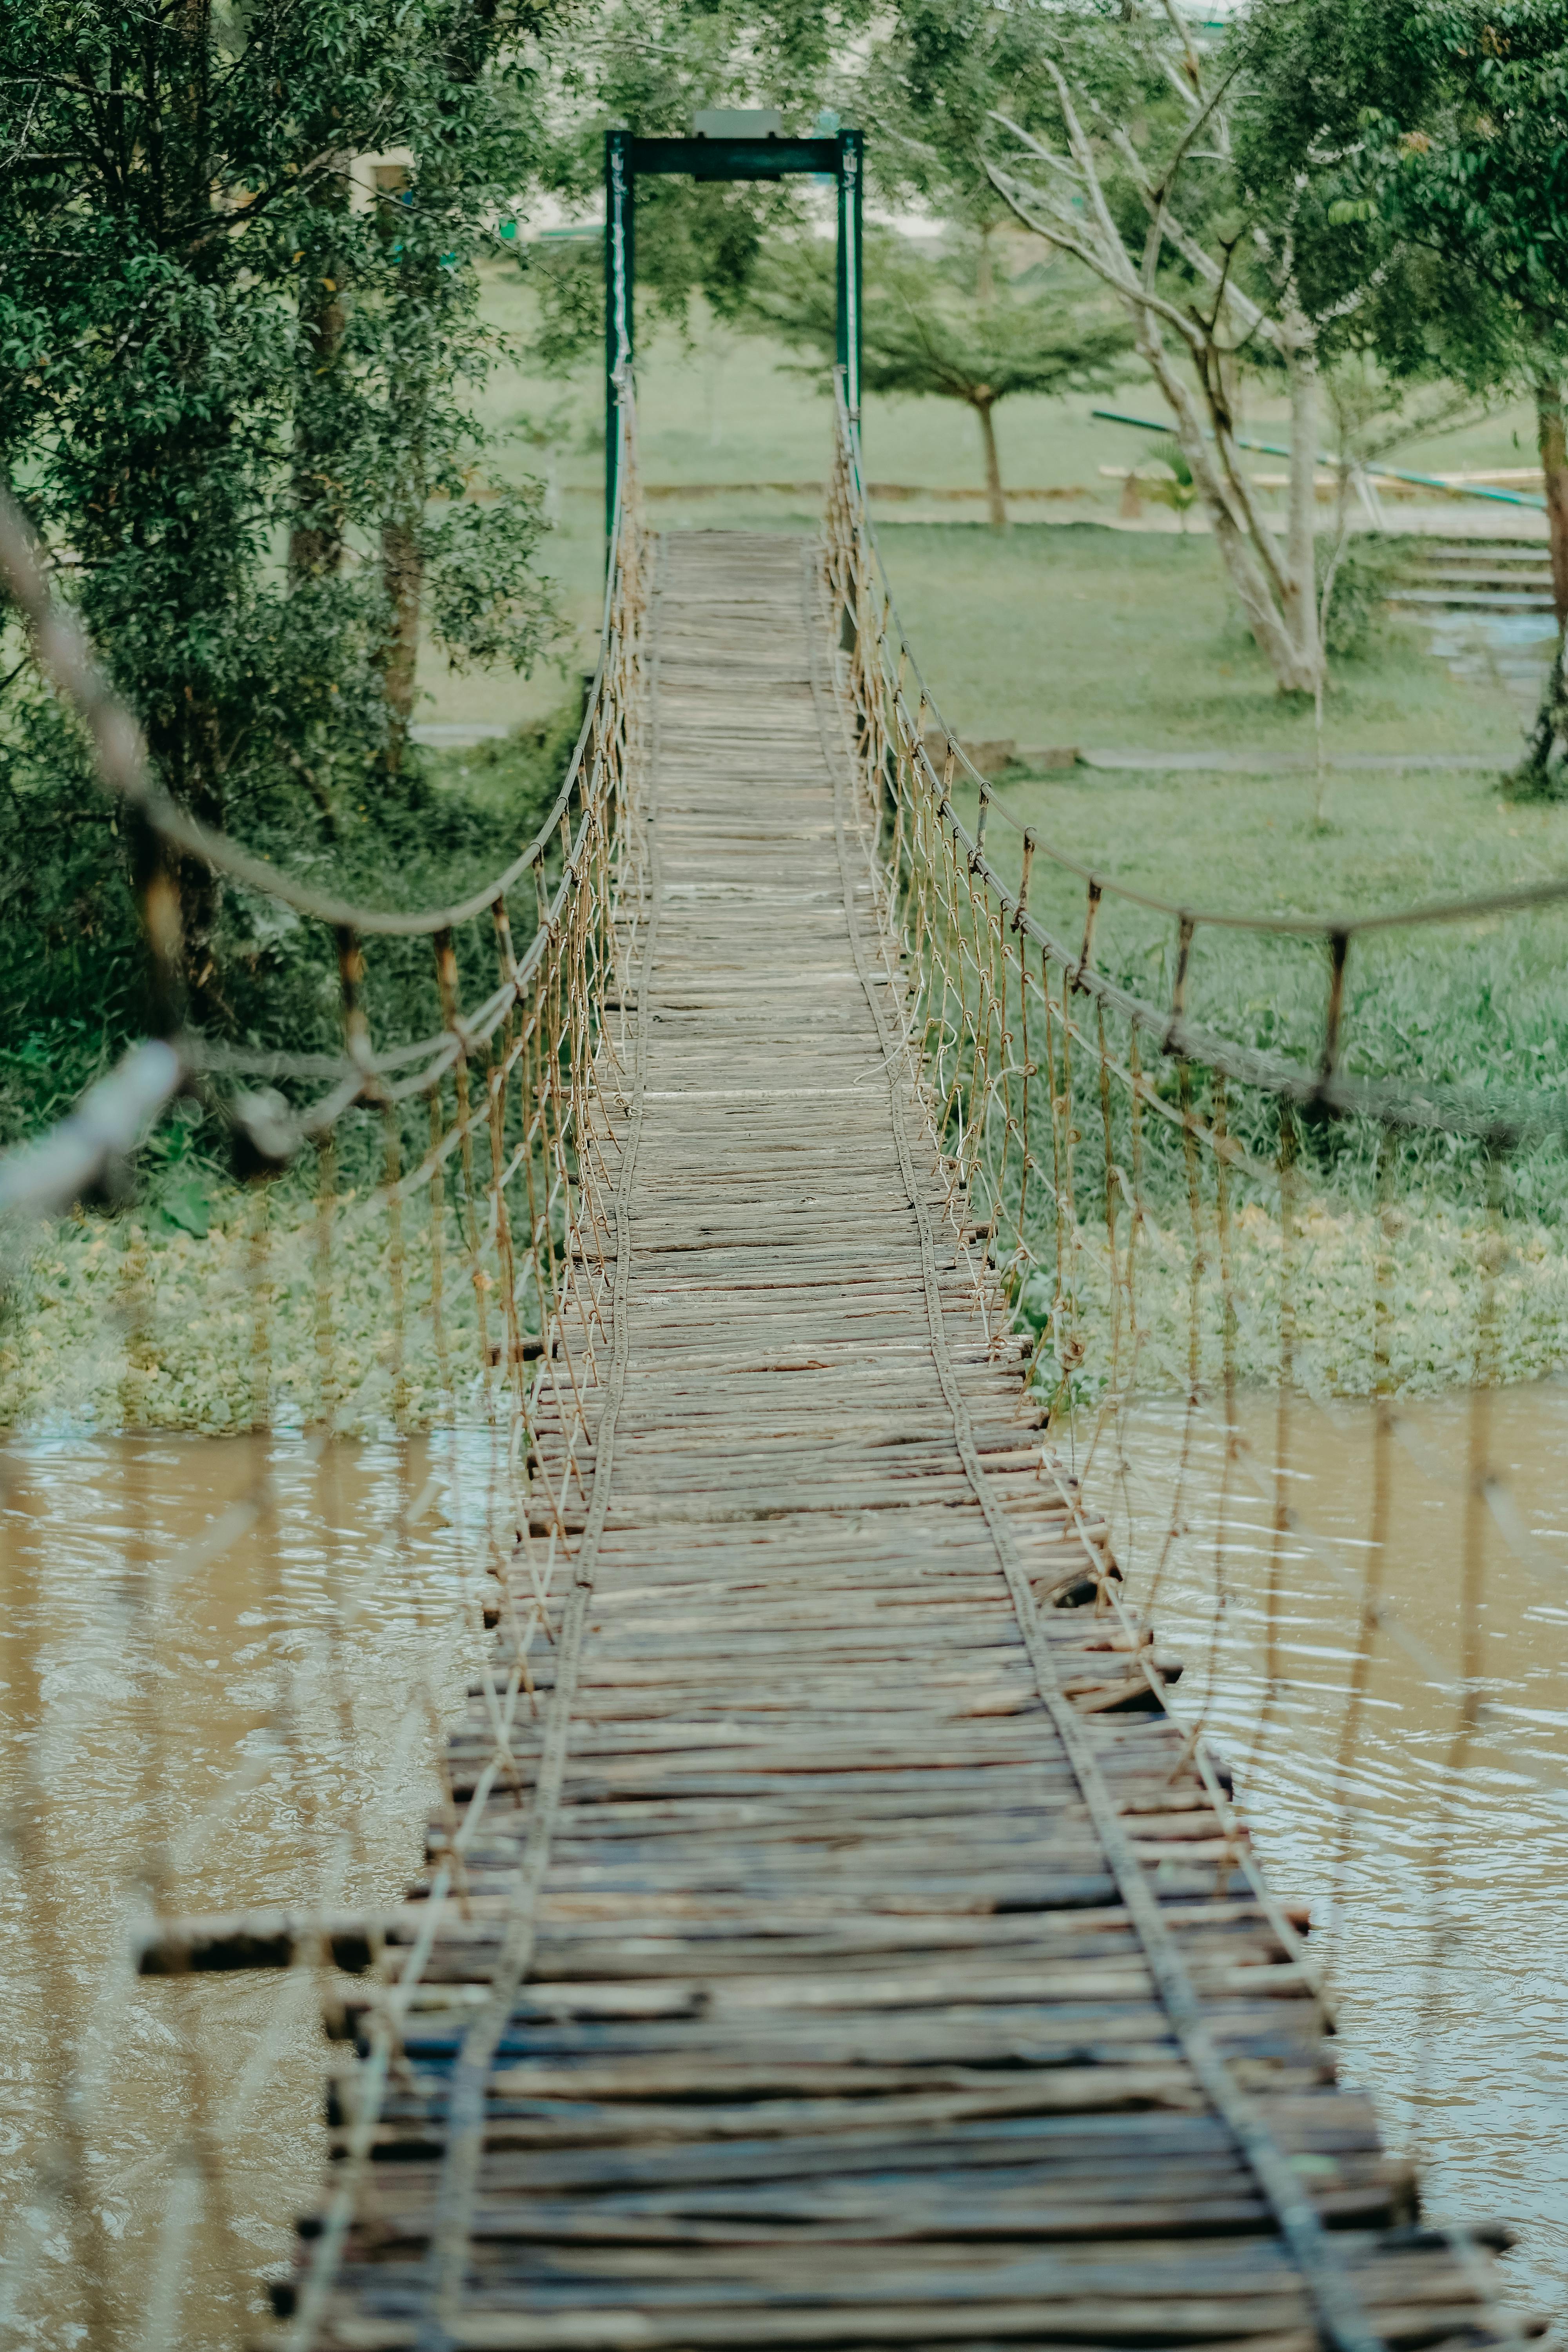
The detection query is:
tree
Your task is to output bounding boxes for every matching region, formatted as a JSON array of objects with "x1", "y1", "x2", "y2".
[
  {"x1": 0, "y1": 0, "x2": 560, "y2": 1014},
  {"x1": 1233, "y1": 0, "x2": 1568, "y2": 787},
  {"x1": 524, "y1": 0, "x2": 874, "y2": 370},
  {"x1": 745, "y1": 229, "x2": 1131, "y2": 526},
  {"x1": 979, "y1": 29, "x2": 1332, "y2": 694},
  {"x1": 858, "y1": 1, "x2": 1430, "y2": 698}
]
